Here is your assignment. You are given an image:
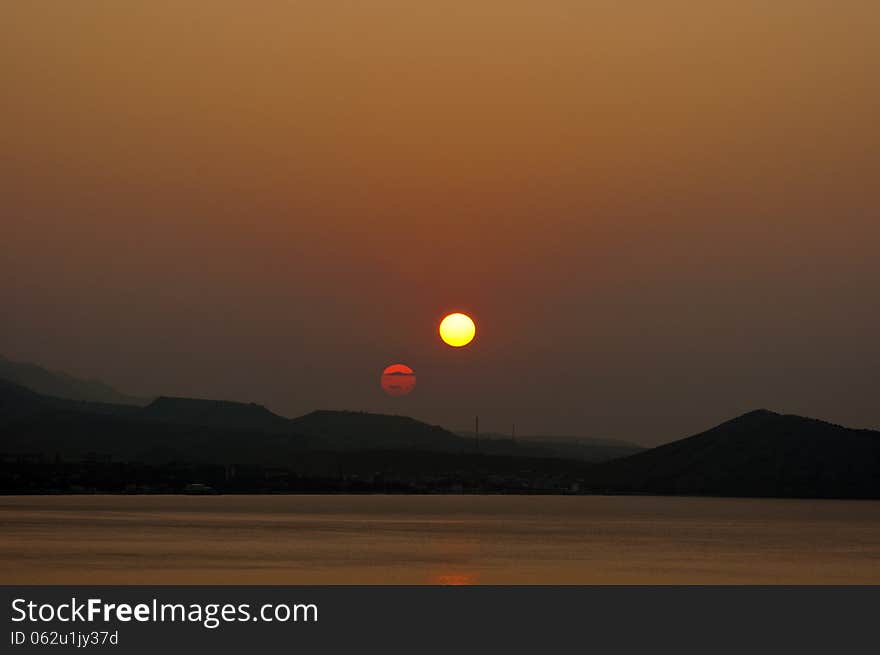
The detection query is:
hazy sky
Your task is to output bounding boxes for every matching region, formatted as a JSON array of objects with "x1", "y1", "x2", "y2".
[{"x1": 2, "y1": 2, "x2": 878, "y2": 445}]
